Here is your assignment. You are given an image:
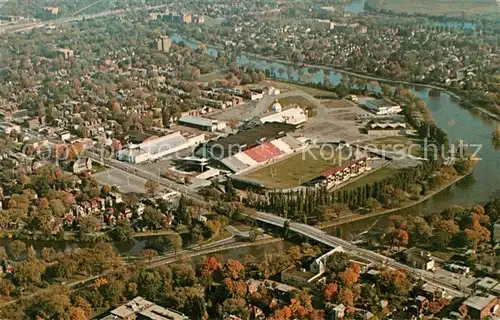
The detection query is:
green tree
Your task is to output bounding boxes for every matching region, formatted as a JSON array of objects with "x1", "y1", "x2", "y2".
[
  {"x1": 110, "y1": 220, "x2": 134, "y2": 242},
  {"x1": 9, "y1": 240, "x2": 26, "y2": 260},
  {"x1": 166, "y1": 233, "x2": 183, "y2": 257}
]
